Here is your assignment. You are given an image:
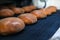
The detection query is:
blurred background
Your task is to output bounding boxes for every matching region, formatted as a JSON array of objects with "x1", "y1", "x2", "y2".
[{"x1": 0, "y1": 0, "x2": 32, "y2": 7}]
